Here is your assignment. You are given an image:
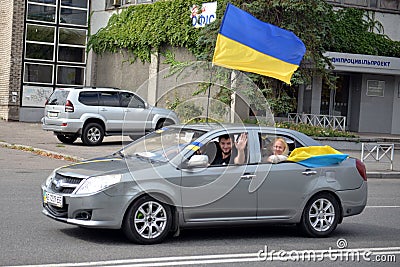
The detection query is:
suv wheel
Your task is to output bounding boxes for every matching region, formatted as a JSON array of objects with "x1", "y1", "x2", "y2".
[
  {"x1": 56, "y1": 133, "x2": 78, "y2": 144},
  {"x1": 81, "y1": 122, "x2": 104, "y2": 146}
]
